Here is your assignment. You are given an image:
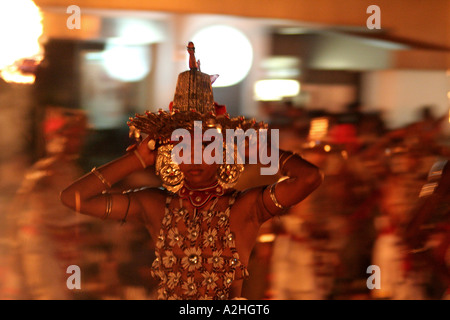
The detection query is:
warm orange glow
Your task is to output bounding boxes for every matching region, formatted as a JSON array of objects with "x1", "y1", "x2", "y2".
[
  {"x1": 308, "y1": 117, "x2": 329, "y2": 141},
  {"x1": 0, "y1": 0, "x2": 44, "y2": 84},
  {"x1": 258, "y1": 233, "x2": 276, "y2": 243}
]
